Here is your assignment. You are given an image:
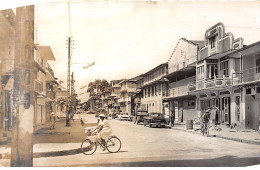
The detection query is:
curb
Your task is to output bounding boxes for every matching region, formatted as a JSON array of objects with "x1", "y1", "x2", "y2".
[
  {"x1": 171, "y1": 127, "x2": 260, "y2": 145},
  {"x1": 0, "y1": 147, "x2": 83, "y2": 159}
]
